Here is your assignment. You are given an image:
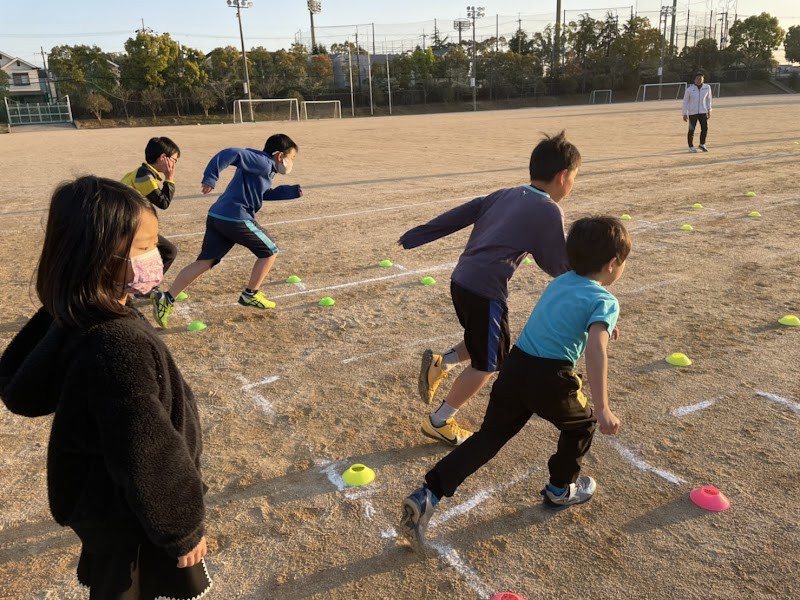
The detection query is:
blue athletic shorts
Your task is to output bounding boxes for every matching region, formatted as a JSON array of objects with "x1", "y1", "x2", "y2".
[{"x1": 197, "y1": 215, "x2": 279, "y2": 265}]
